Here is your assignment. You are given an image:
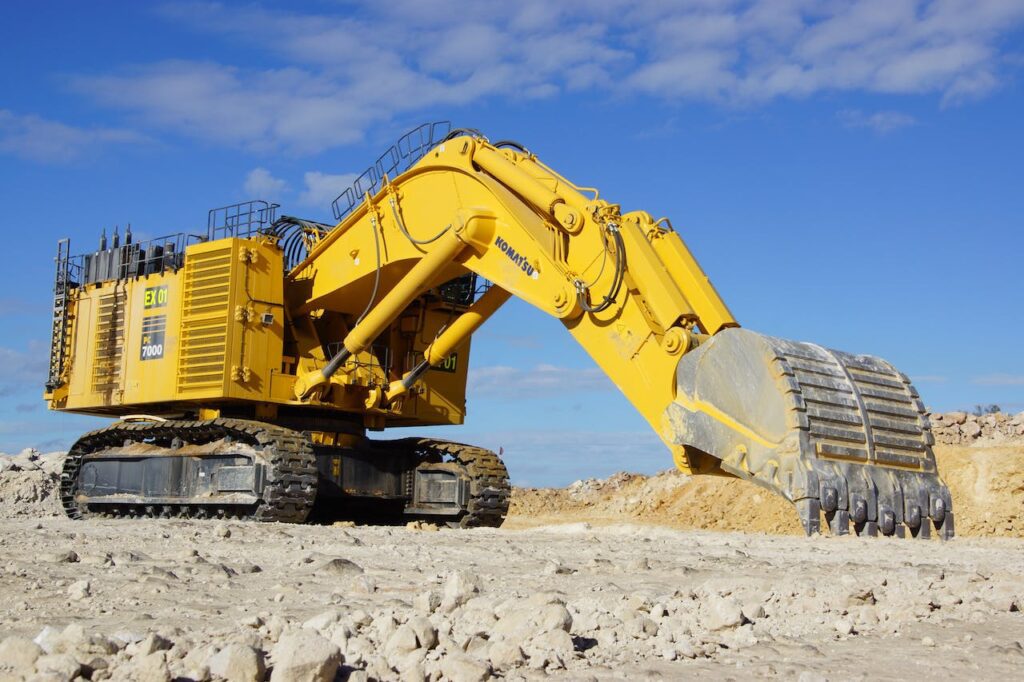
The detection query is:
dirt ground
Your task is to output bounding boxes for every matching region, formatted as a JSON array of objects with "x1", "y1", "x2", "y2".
[
  {"x1": 1, "y1": 516, "x2": 1023, "y2": 681},
  {"x1": 0, "y1": 442, "x2": 1022, "y2": 680}
]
